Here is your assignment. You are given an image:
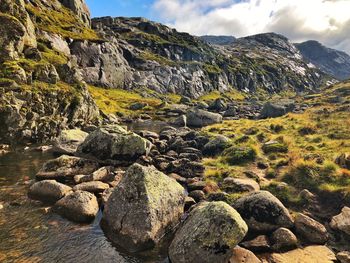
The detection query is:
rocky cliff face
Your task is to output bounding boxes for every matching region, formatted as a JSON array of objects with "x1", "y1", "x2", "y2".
[
  {"x1": 296, "y1": 40, "x2": 350, "y2": 80},
  {"x1": 82, "y1": 19, "x2": 330, "y2": 97},
  {"x1": 200, "y1": 35, "x2": 236, "y2": 46},
  {"x1": 0, "y1": 0, "x2": 100, "y2": 143}
]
